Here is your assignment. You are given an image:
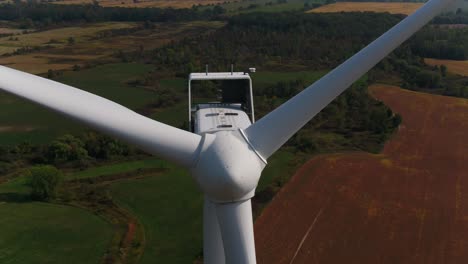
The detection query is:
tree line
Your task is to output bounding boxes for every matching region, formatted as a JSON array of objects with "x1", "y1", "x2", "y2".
[
  {"x1": 433, "y1": 9, "x2": 468, "y2": 24},
  {"x1": 0, "y1": 2, "x2": 226, "y2": 27},
  {"x1": 410, "y1": 26, "x2": 468, "y2": 60},
  {"x1": 0, "y1": 132, "x2": 143, "y2": 176},
  {"x1": 149, "y1": 12, "x2": 404, "y2": 74},
  {"x1": 140, "y1": 11, "x2": 466, "y2": 97}
]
